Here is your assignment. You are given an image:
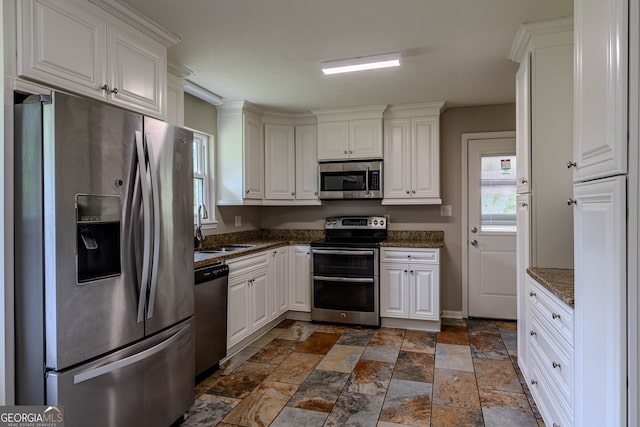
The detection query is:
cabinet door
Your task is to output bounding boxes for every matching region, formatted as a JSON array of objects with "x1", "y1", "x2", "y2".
[
  {"x1": 516, "y1": 53, "x2": 531, "y2": 193},
  {"x1": 380, "y1": 263, "x2": 408, "y2": 318},
  {"x1": 289, "y1": 246, "x2": 311, "y2": 312},
  {"x1": 295, "y1": 125, "x2": 318, "y2": 200},
  {"x1": 516, "y1": 194, "x2": 531, "y2": 378},
  {"x1": 265, "y1": 124, "x2": 295, "y2": 200},
  {"x1": 272, "y1": 247, "x2": 289, "y2": 316},
  {"x1": 573, "y1": 176, "x2": 626, "y2": 427},
  {"x1": 411, "y1": 117, "x2": 440, "y2": 199},
  {"x1": 383, "y1": 119, "x2": 411, "y2": 199},
  {"x1": 166, "y1": 73, "x2": 184, "y2": 127},
  {"x1": 107, "y1": 24, "x2": 166, "y2": 118},
  {"x1": 409, "y1": 266, "x2": 439, "y2": 320},
  {"x1": 249, "y1": 269, "x2": 269, "y2": 331},
  {"x1": 573, "y1": 0, "x2": 627, "y2": 181},
  {"x1": 317, "y1": 122, "x2": 349, "y2": 160},
  {"x1": 243, "y1": 112, "x2": 264, "y2": 199},
  {"x1": 227, "y1": 275, "x2": 250, "y2": 347},
  {"x1": 349, "y1": 119, "x2": 383, "y2": 159},
  {"x1": 19, "y1": 0, "x2": 107, "y2": 98}
]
